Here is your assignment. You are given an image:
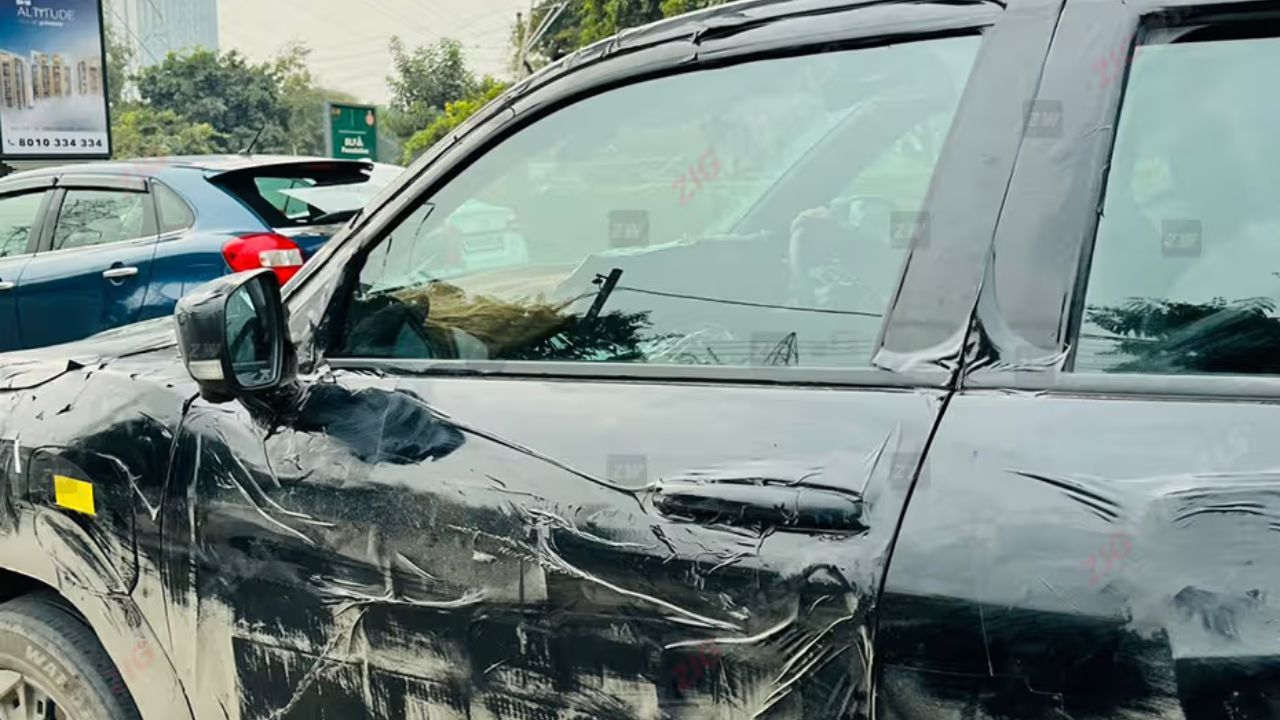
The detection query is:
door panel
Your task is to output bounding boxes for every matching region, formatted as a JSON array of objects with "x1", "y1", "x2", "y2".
[
  {"x1": 17, "y1": 187, "x2": 160, "y2": 348},
  {"x1": 879, "y1": 393, "x2": 1280, "y2": 720},
  {"x1": 169, "y1": 373, "x2": 943, "y2": 719}
]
